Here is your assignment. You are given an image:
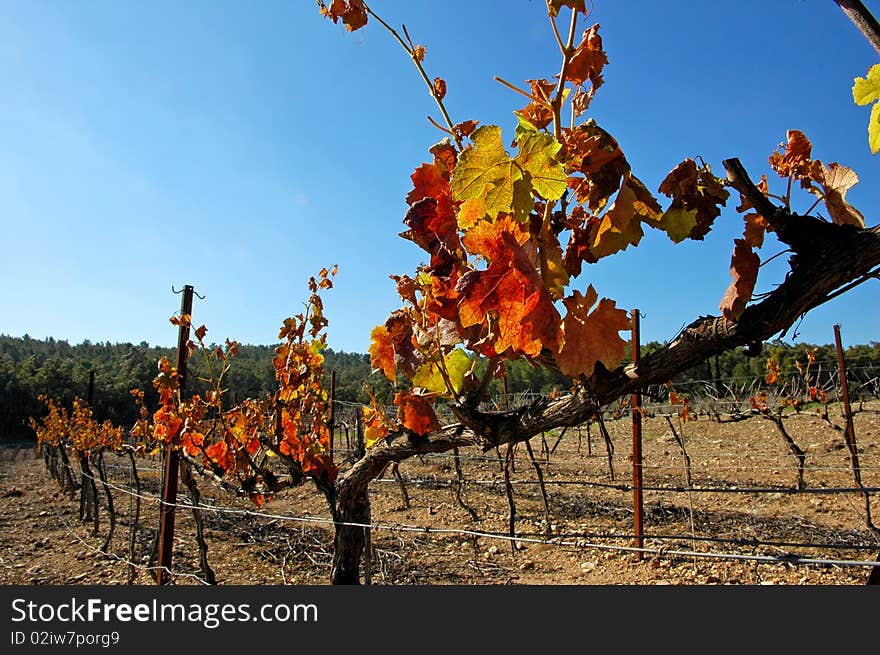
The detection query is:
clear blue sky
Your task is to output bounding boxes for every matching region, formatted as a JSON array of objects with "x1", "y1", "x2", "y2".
[{"x1": 1, "y1": 0, "x2": 878, "y2": 354}]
